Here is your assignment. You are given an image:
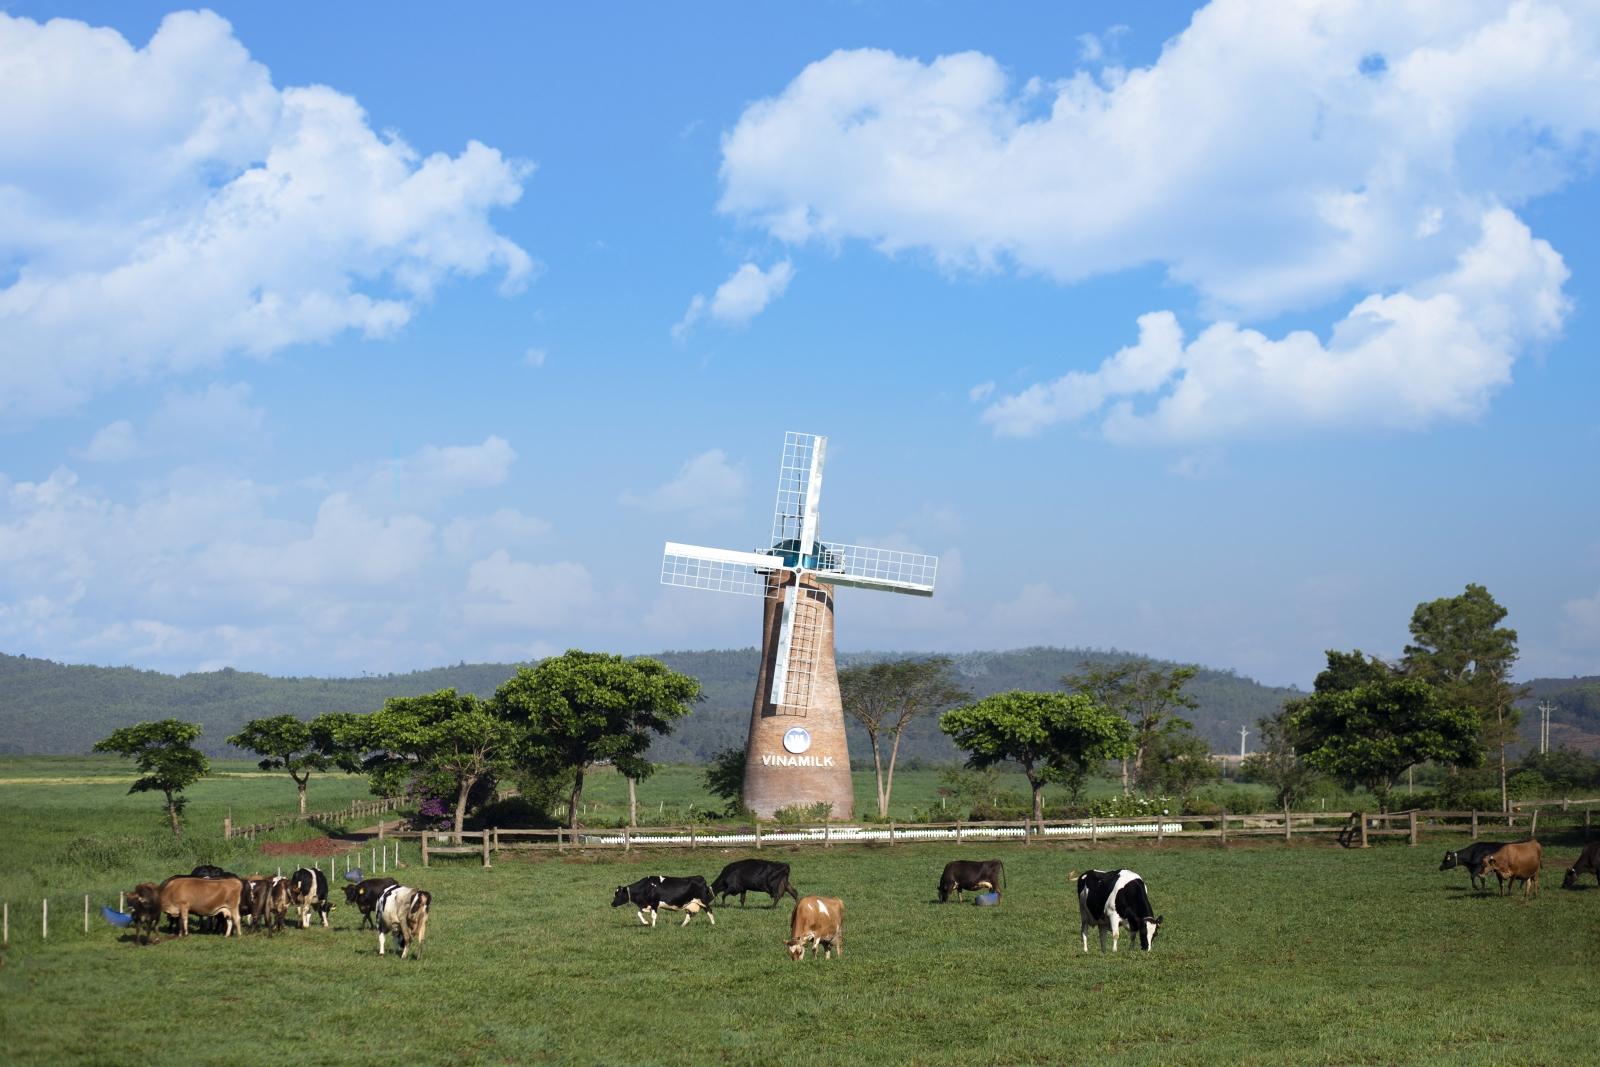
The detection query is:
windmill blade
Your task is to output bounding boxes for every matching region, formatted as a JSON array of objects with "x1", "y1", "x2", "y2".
[
  {"x1": 661, "y1": 542, "x2": 782, "y2": 597},
  {"x1": 771, "y1": 432, "x2": 827, "y2": 556},
  {"x1": 814, "y1": 541, "x2": 938, "y2": 596},
  {"x1": 768, "y1": 583, "x2": 799, "y2": 707}
]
